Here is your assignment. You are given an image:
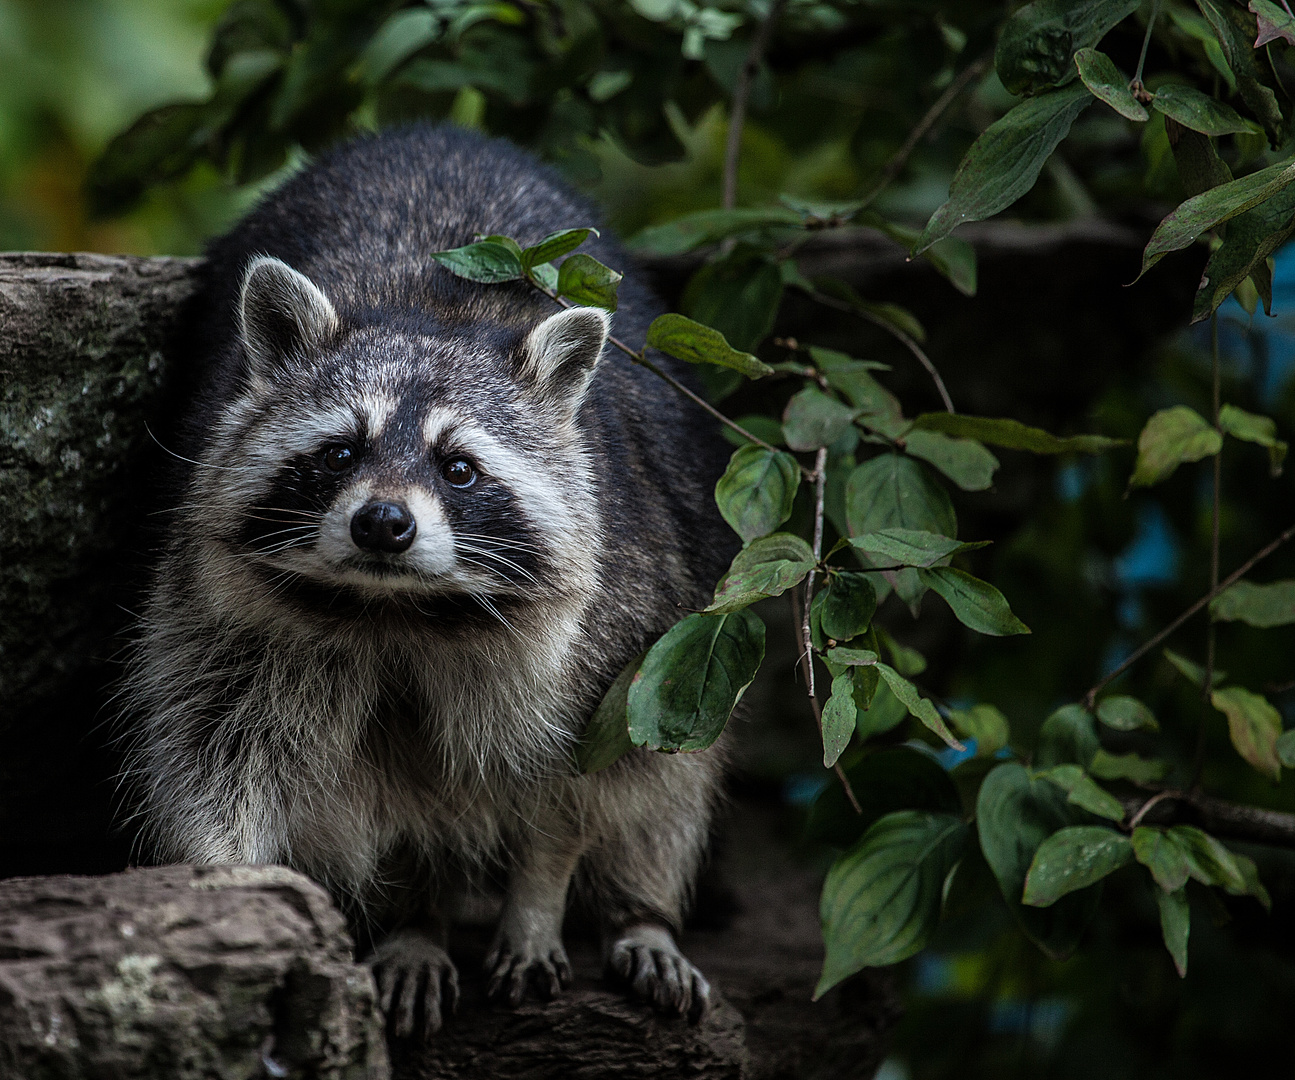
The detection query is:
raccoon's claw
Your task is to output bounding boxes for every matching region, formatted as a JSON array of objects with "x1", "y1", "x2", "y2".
[
  {"x1": 370, "y1": 929, "x2": 459, "y2": 1040},
  {"x1": 607, "y1": 924, "x2": 711, "y2": 1024},
  {"x1": 484, "y1": 941, "x2": 573, "y2": 1007}
]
